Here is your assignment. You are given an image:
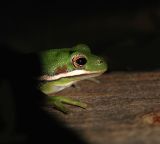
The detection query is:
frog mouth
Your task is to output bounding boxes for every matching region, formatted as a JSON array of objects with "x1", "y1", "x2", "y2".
[{"x1": 39, "y1": 70, "x2": 105, "y2": 81}]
